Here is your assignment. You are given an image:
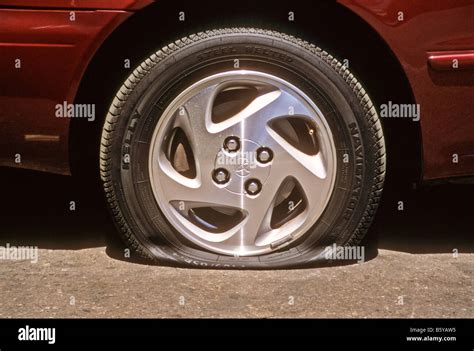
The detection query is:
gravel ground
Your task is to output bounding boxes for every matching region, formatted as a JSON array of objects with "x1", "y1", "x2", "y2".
[
  {"x1": 0, "y1": 248, "x2": 472, "y2": 318},
  {"x1": 0, "y1": 169, "x2": 472, "y2": 318}
]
